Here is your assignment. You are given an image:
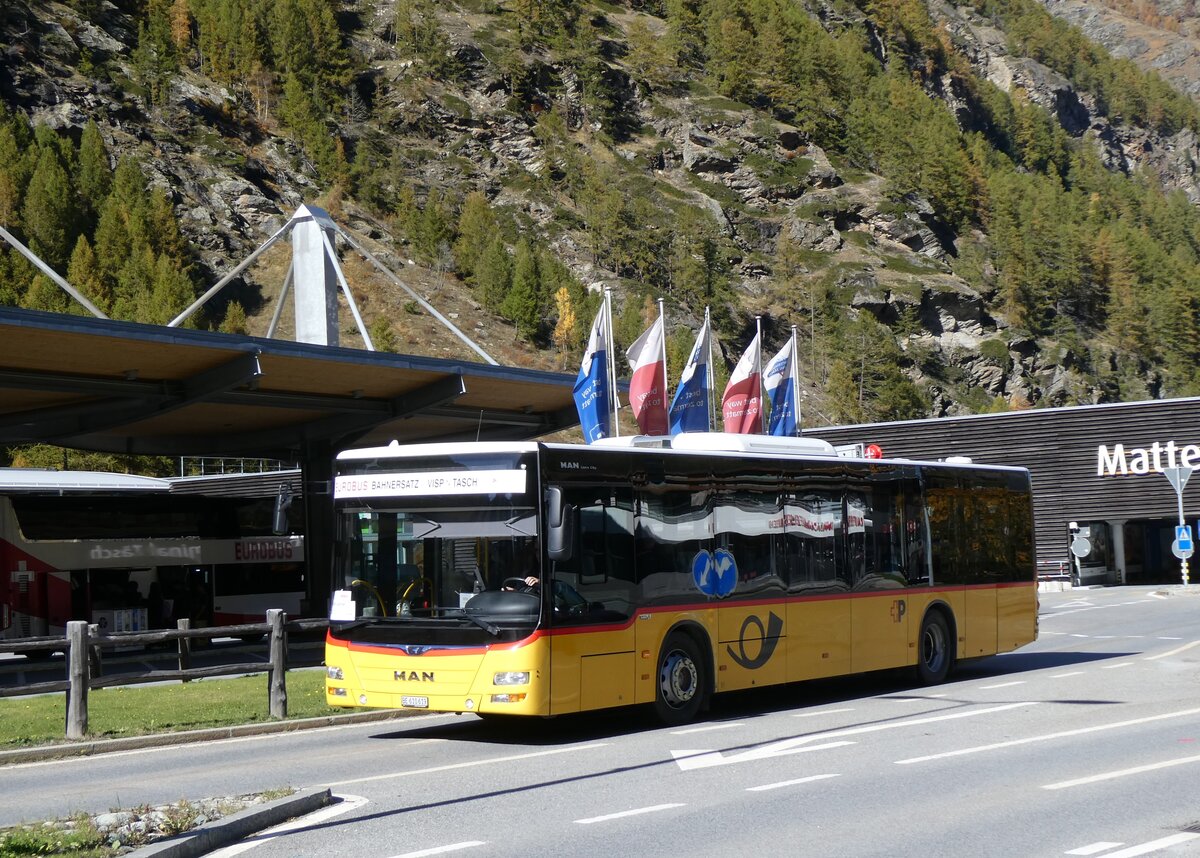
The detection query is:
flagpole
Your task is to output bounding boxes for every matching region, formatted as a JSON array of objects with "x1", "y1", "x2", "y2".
[
  {"x1": 657, "y1": 298, "x2": 668, "y2": 436},
  {"x1": 755, "y1": 316, "x2": 764, "y2": 434},
  {"x1": 790, "y1": 324, "x2": 801, "y2": 436},
  {"x1": 605, "y1": 288, "x2": 620, "y2": 438},
  {"x1": 704, "y1": 307, "x2": 714, "y2": 432}
]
